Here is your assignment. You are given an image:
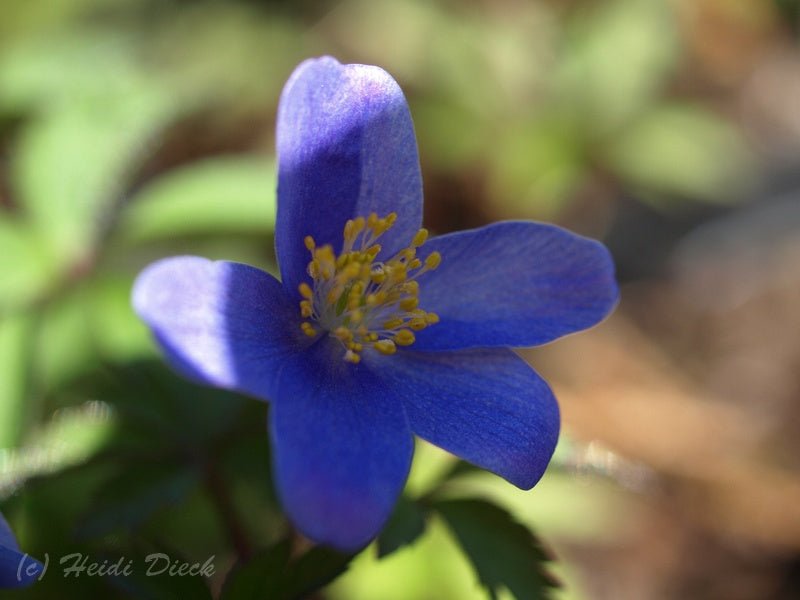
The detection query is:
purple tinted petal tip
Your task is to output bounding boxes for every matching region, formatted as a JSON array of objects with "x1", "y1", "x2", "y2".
[{"x1": 275, "y1": 56, "x2": 423, "y2": 297}]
